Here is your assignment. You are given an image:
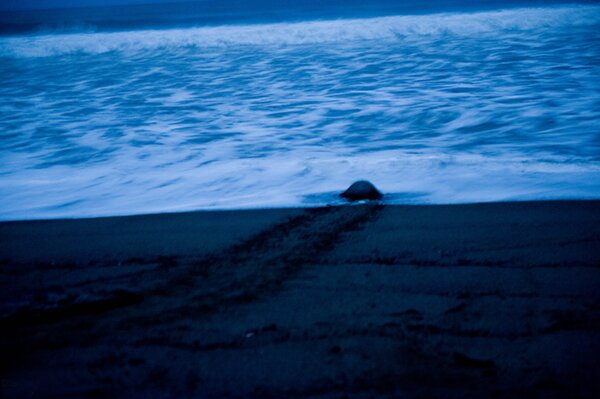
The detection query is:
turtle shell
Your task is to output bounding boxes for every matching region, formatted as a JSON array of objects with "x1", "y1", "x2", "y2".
[{"x1": 340, "y1": 180, "x2": 382, "y2": 201}]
